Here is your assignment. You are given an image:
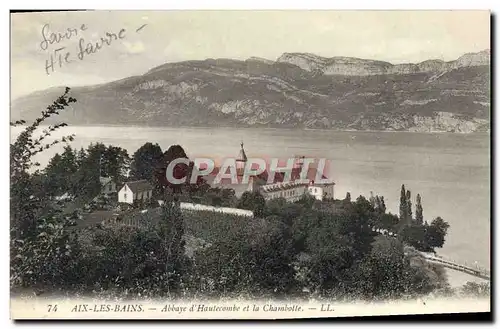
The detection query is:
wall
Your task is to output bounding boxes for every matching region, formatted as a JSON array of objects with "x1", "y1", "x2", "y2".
[
  {"x1": 118, "y1": 185, "x2": 134, "y2": 204},
  {"x1": 179, "y1": 202, "x2": 254, "y2": 218},
  {"x1": 261, "y1": 185, "x2": 307, "y2": 202},
  {"x1": 308, "y1": 185, "x2": 324, "y2": 201}
]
